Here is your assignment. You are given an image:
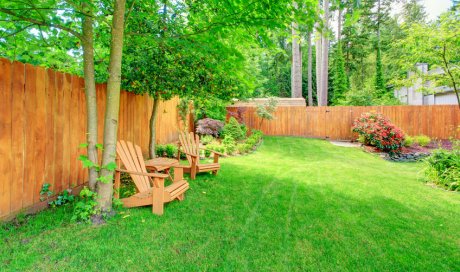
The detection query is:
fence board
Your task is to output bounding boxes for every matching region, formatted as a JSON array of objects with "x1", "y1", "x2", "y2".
[
  {"x1": 10, "y1": 61, "x2": 25, "y2": 213},
  {"x1": 0, "y1": 59, "x2": 188, "y2": 220},
  {"x1": 227, "y1": 105, "x2": 460, "y2": 140},
  {"x1": 0, "y1": 59, "x2": 12, "y2": 216}
]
